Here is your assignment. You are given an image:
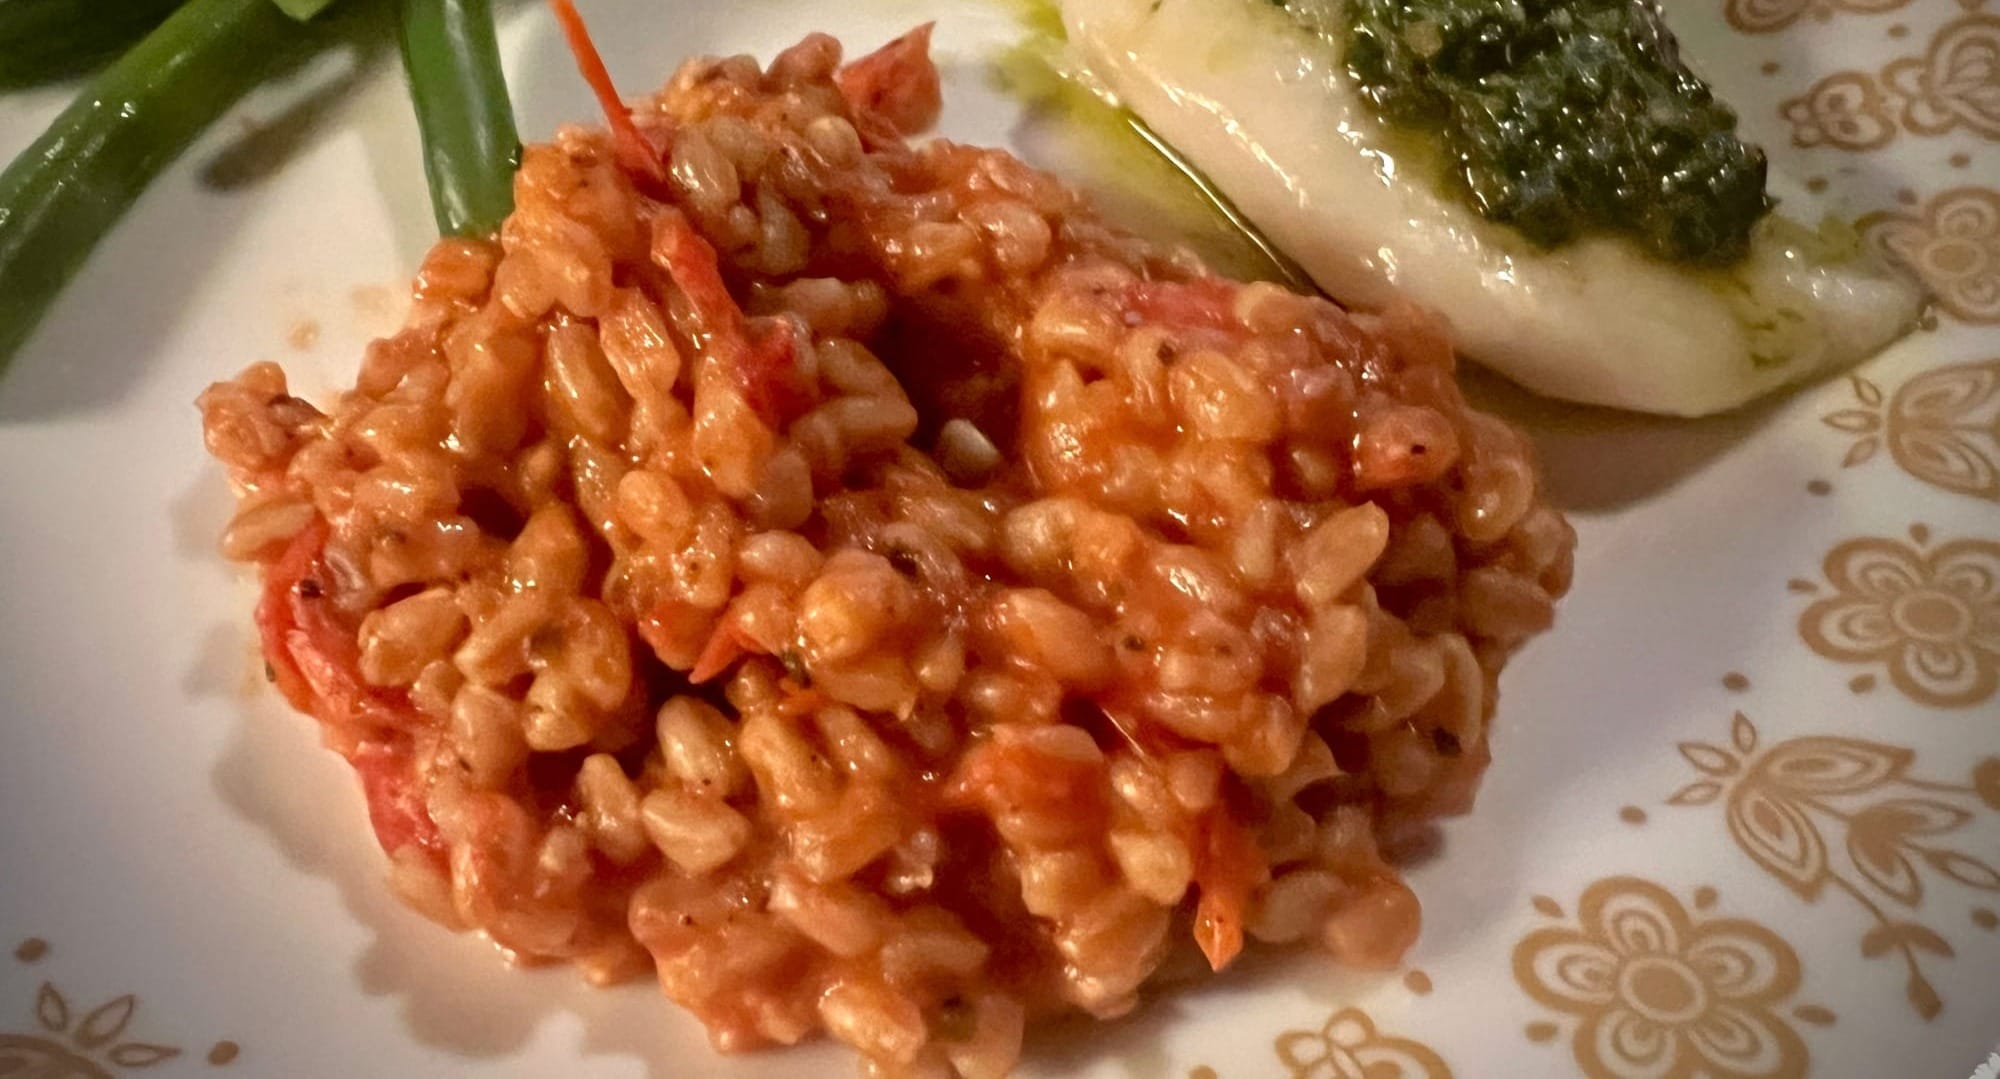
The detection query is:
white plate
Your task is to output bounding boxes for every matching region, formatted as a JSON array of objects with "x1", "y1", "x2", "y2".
[{"x1": 1, "y1": 2, "x2": 1996, "y2": 1076}]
